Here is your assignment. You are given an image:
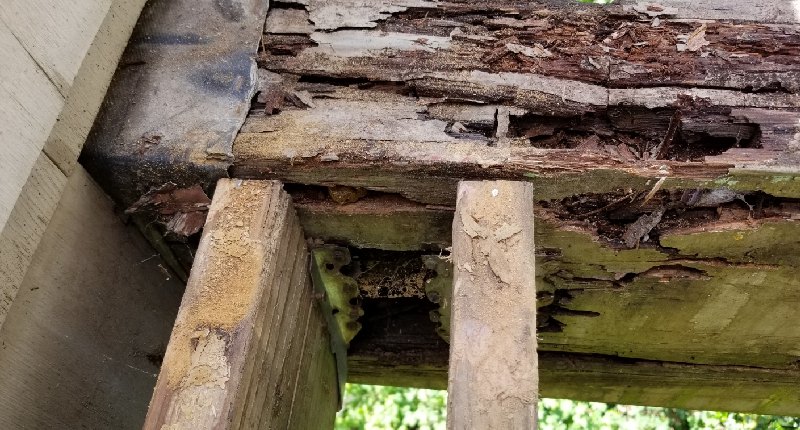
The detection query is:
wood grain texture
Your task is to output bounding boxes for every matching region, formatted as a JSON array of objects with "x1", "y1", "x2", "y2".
[
  {"x1": 0, "y1": 20, "x2": 64, "y2": 233},
  {"x1": 0, "y1": 0, "x2": 147, "y2": 330},
  {"x1": 349, "y1": 351, "x2": 800, "y2": 416},
  {"x1": 620, "y1": 0, "x2": 800, "y2": 24},
  {"x1": 42, "y1": 0, "x2": 147, "y2": 175},
  {"x1": 315, "y1": 193, "x2": 800, "y2": 370},
  {"x1": 294, "y1": 193, "x2": 453, "y2": 251},
  {"x1": 0, "y1": 167, "x2": 182, "y2": 429},
  {"x1": 448, "y1": 181, "x2": 537, "y2": 430},
  {"x1": 144, "y1": 179, "x2": 338, "y2": 430},
  {"x1": 0, "y1": 0, "x2": 112, "y2": 94},
  {"x1": 231, "y1": 0, "x2": 800, "y2": 207},
  {"x1": 0, "y1": 152, "x2": 66, "y2": 328}
]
